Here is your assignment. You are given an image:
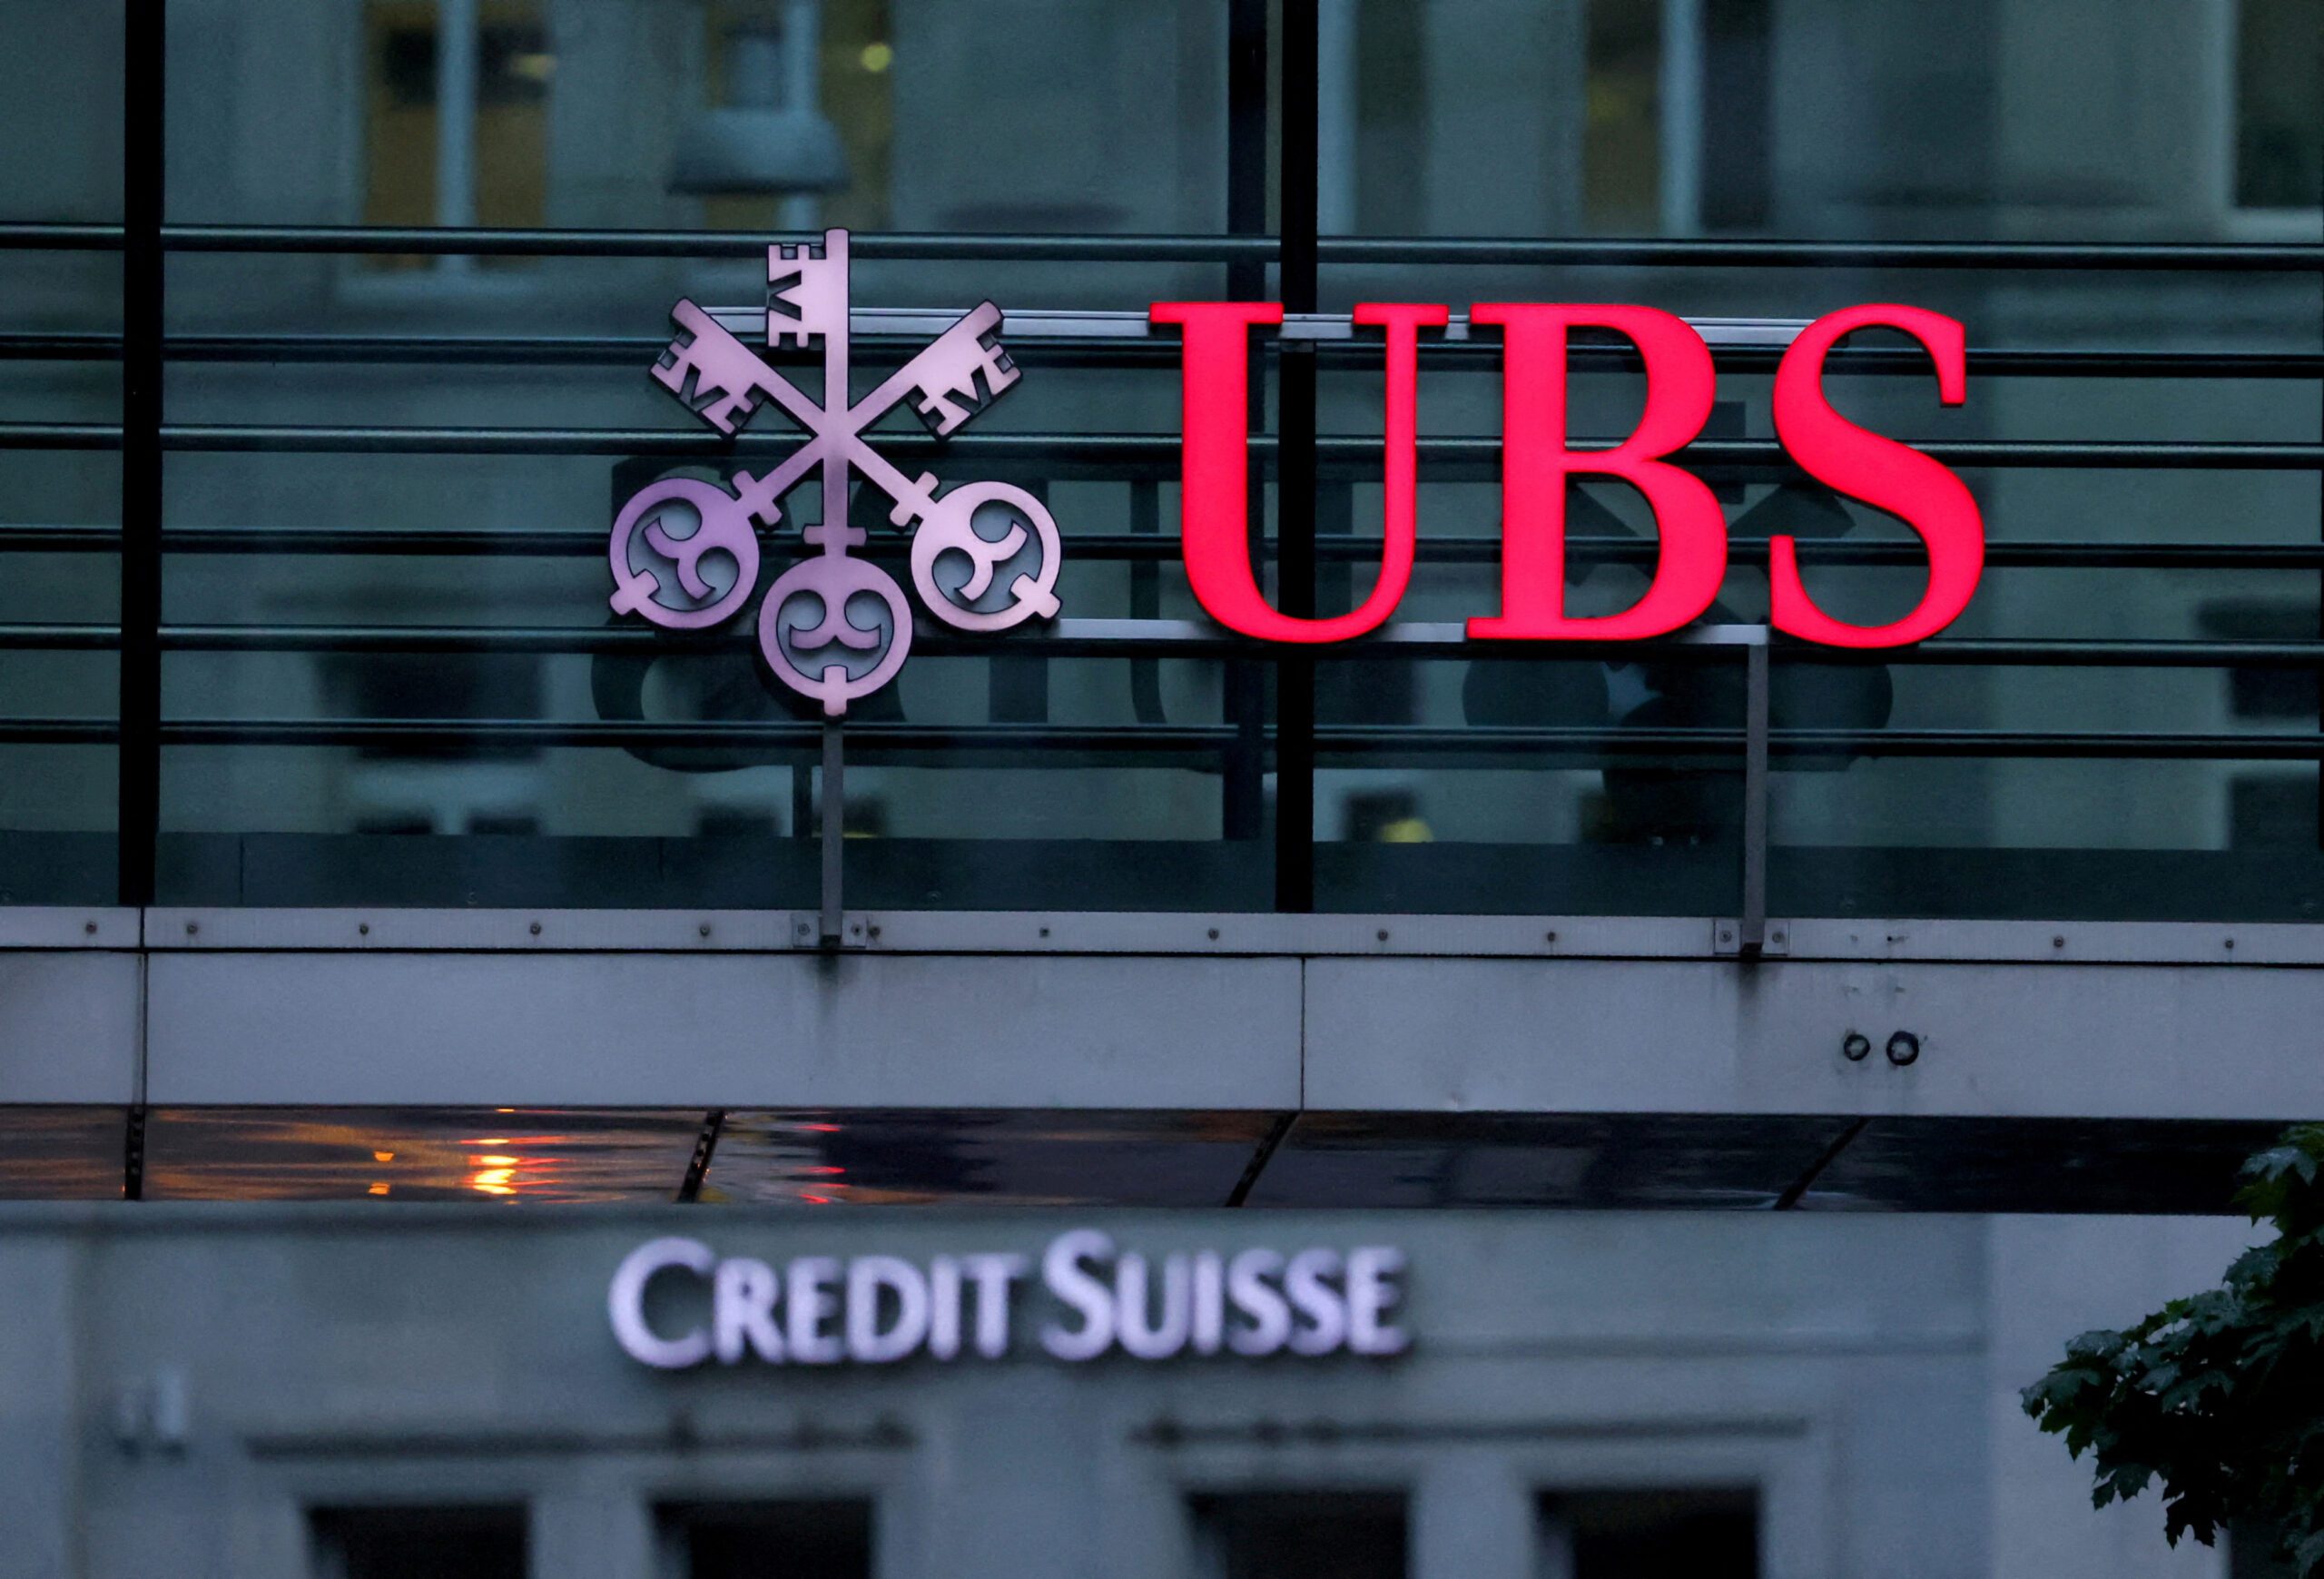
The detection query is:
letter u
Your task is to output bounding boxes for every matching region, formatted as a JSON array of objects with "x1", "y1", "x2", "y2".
[{"x1": 1149, "y1": 300, "x2": 1448, "y2": 641}]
